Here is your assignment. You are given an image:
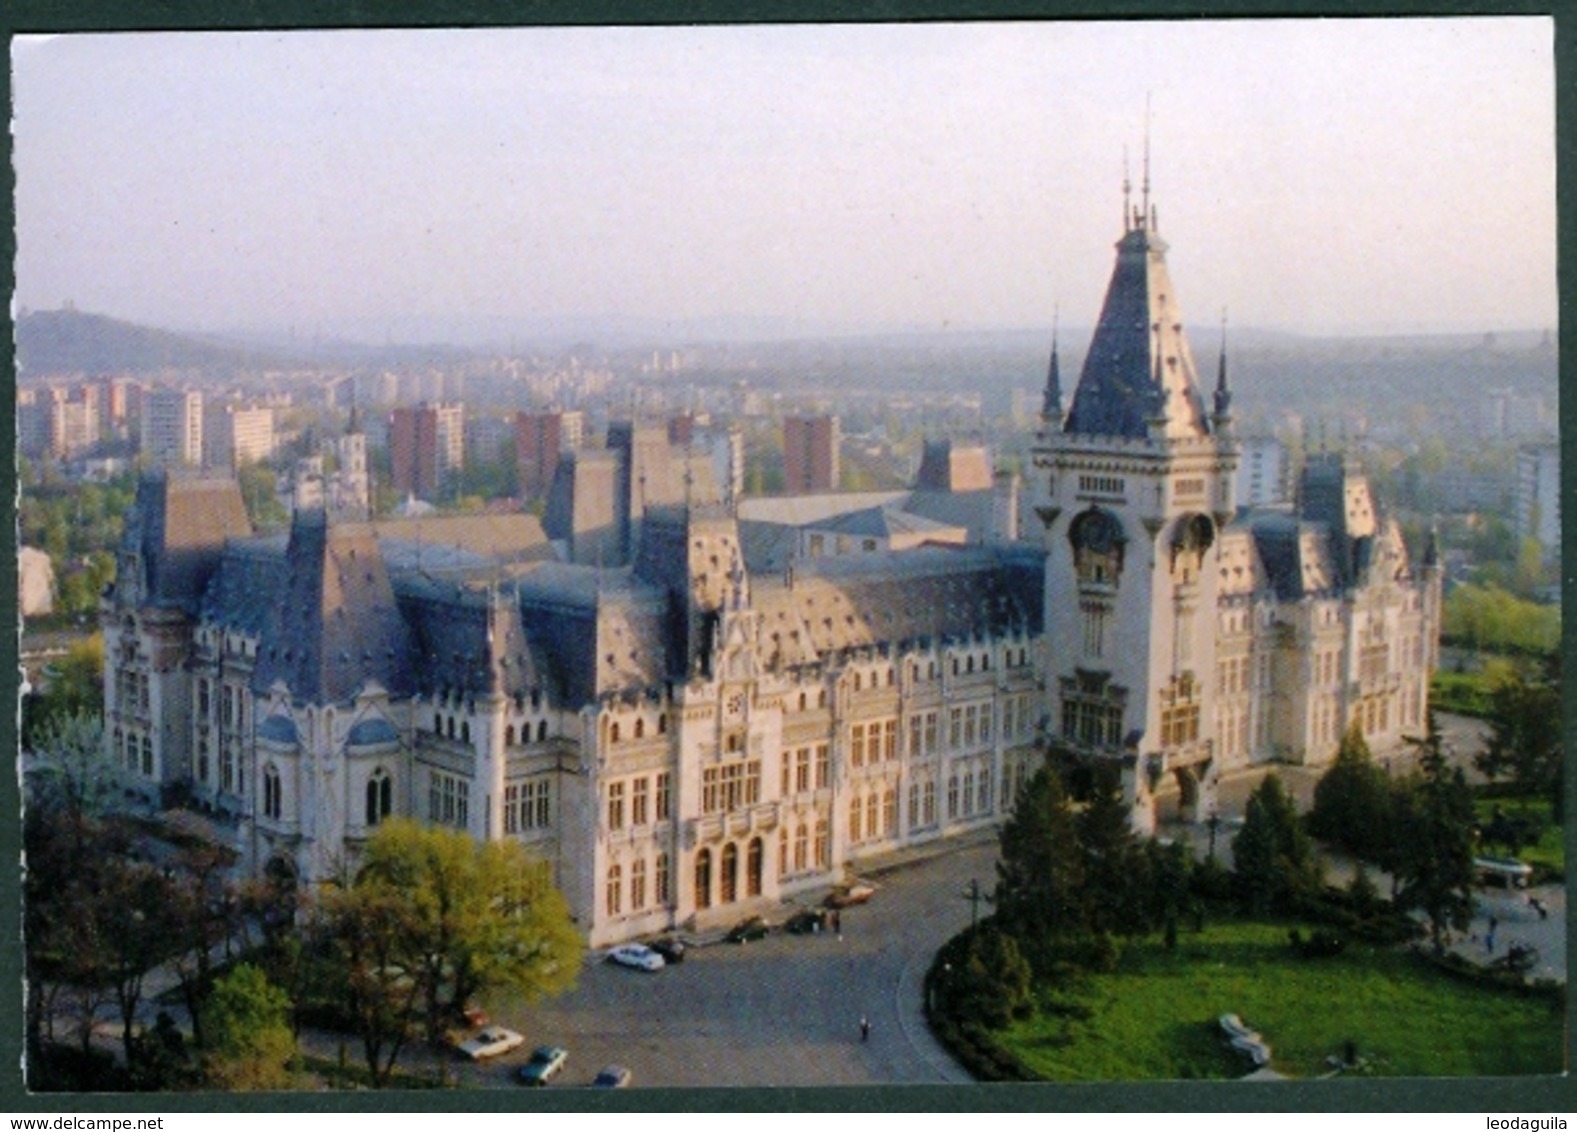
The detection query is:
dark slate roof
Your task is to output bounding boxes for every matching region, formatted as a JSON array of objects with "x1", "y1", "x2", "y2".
[
  {"x1": 1063, "y1": 220, "x2": 1210, "y2": 441},
  {"x1": 765, "y1": 544, "x2": 1043, "y2": 657},
  {"x1": 257, "y1": 713, "x2": 299, "y2": 744},
  {"x1": 395, "y1": 575, "x2": 547, "y2": 700},
  {"x1": 805, "y1": 506, "x2": 961, "y2": 540},
  {"x1": 347, "y1": 716, "x2": 400, "y2": 746},
  {"x1": 249, "y1": 510, "x2": 414, "y2": 702},
  {"x1": 125, "y1": 472, "x2": 253, "y2": 614},
  {"x1": 201, "y1": 536, "x2": 288, "y2": 634}
]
